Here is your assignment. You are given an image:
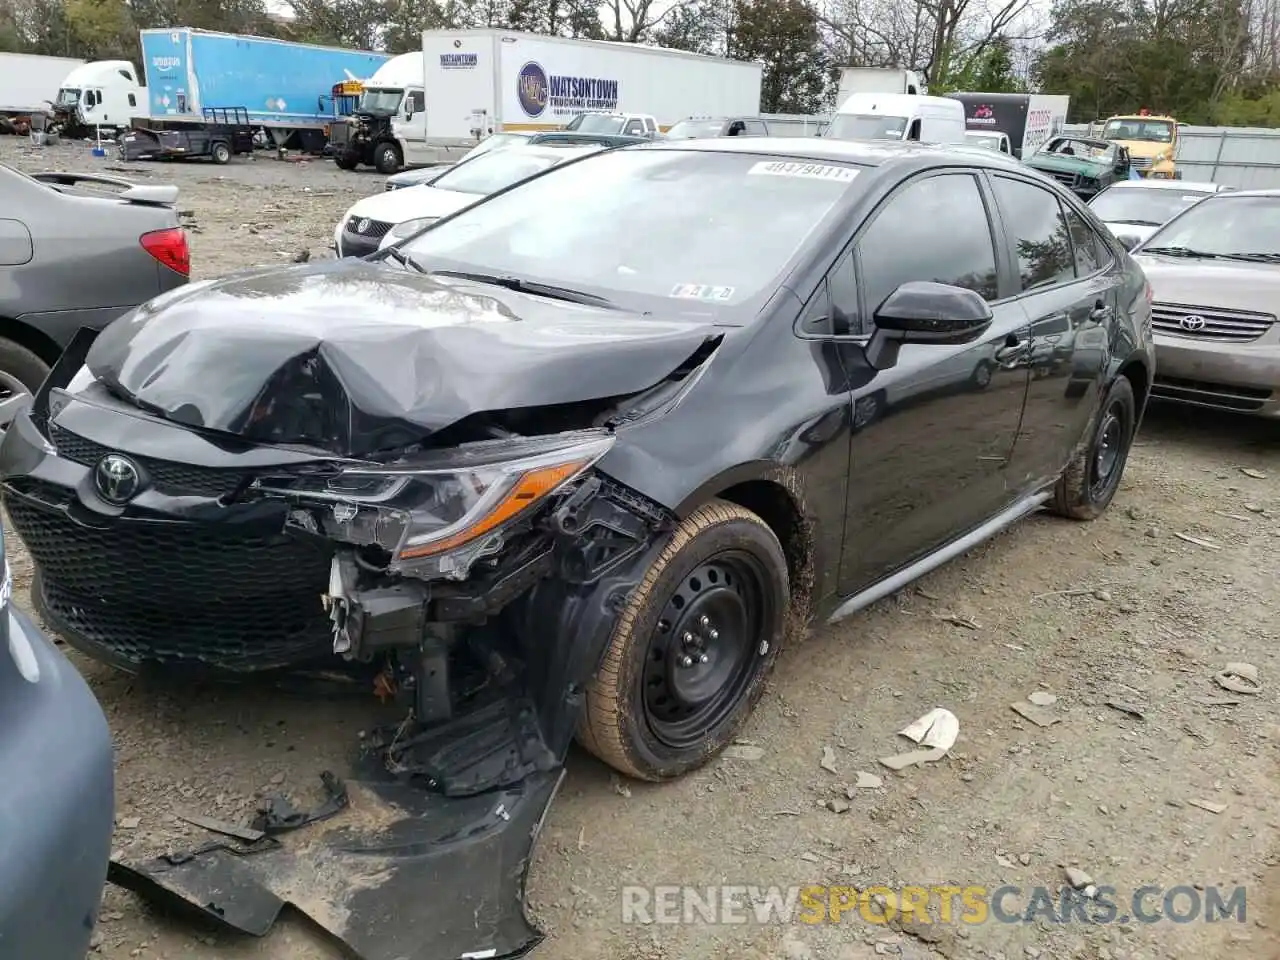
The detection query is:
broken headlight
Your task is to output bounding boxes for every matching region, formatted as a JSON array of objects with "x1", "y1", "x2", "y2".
[{"x1": 257, "y1": 430, "x2": 614, "y2": 579}]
